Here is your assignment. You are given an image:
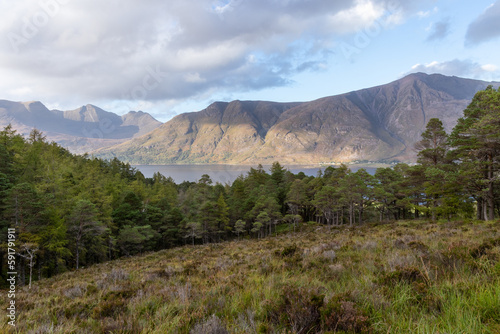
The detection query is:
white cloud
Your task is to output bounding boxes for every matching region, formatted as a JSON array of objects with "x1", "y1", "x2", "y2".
[
  {"x1": 481, "y1": 64, "x2": 499, "y2": 72},
  {"x1": 0, "y1": 0, "x2": 421, "y2": 116},
  {"x1": 327, "y1": 0, "x2": 385, "y2": 34},
  {"x1": 409, "y1": 59, "x2": 500, "y2": 79},
  {"x1": 417, "y1": 6, "x2": 438, "y2": 18}
]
